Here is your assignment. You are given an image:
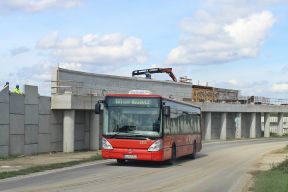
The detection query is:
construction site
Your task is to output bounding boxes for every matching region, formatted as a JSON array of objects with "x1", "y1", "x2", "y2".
[{"x1": 0, "y1": 67, "x2": 288, "y2": 157}]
